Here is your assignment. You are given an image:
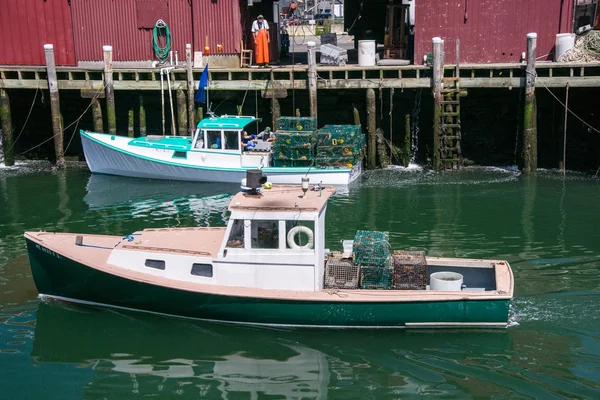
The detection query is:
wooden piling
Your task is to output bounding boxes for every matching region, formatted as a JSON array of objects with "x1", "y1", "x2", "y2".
[
  {"x1": 562, "y1": 83, "x2": 569, "y2": 173},
  {"x1": 139, "y1": 95, "x2": 147, "y2": 136},
  {"x1": 271, "y1": 97, "x2": 281, "y2": 130},
  {"x1": 103, "y1": 45, "x2": 116, "y2": 135},
  {"x1": 92, "y1": 99, "x2": 103, "y2": 132},
  {"x1": 432, "y1": 37, "x2": 443, "y2": 171},
  {"x1": 44, "y1": 44, "x2": 65, "y2": 168},
  {"x1": 177, "y1": 89, "x2": 187, "y2": 136},
  {"x1": 366, "y1": 88, "x2": 376, "y2": 169},
  {"x1": 353, "y1": 106, "x2": 361, "y2": 125},
  {"x1": 404, "y1": 114, "x2": 411, "y2": 167},
  {"x1": 185, "y1": 44, "x2": 195, "y2": 136},
  {"x1": 307, "y1": 41, "x2": 318, "y2": 119},
  {"x1": 127, "y1": 108, "x2": 134, "y2": 138},
  {"x1": 196, "y1": 107, "x2": 203, "y2": 125},
  {"x1": 522, "y1": 33, "x2": 538, "y2": 175},
  {"x1": 0, "y1": 89, "x2": 14, "y2": 166}
]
